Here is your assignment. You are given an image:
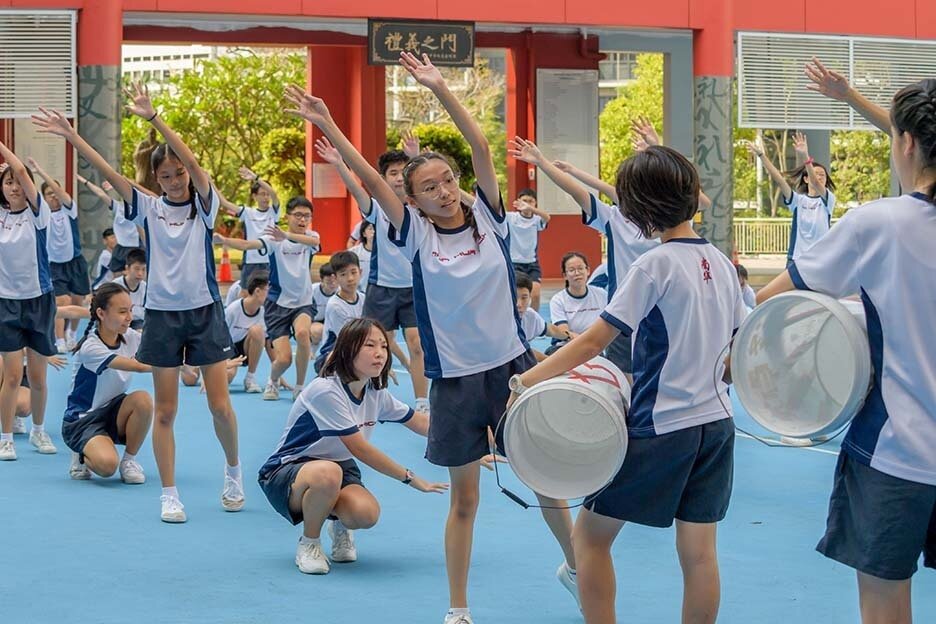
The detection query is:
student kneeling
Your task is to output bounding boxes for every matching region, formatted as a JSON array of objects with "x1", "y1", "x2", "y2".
[
  {"x1": 63, "y1": 283, "x2": 153, "y2": 483},
  {"x1": 258, "y1": 318, "x2": 447, "y2": 575}
]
